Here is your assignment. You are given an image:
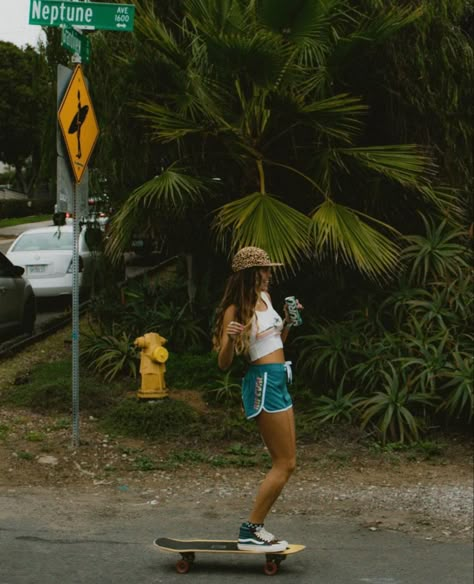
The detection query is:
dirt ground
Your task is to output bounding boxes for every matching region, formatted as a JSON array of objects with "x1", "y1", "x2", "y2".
[{"x1": 0, "y1": 329, "x2": 472, "y2": 545}]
